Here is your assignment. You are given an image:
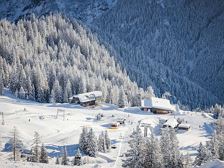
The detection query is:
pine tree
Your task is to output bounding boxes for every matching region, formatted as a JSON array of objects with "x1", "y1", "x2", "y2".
[
  {"x1": 122, "y1": 126, "x2": 144, "y2": 168},
  {"x1": 145, "y1": 86, "x2": 155, "y2": 98},
  {"x1": 79, "y1": 127, "x2": 88, "y2": 154},
  {"x1": 63, "y1": 79, "x2": 72, "y2": 103},
  {"x1": 25, "y1": 76, "x2": 32, "y2": 99},
  {"x1": 168, "y1": 128, "x2": 181, "y2": 168},
  {"x1": 18, "y1": 86, "x2": 26, "y2": 99},
  {"x1": 61, "y1": 146, "x2": 69, "y2": 165},
  {"x1": 86, "y1": 128, "x2": 98, "y2": 157},
  {"x1": 78, "y1": 77, "x2": 86, "y2": 94},
  {"x1": 118, "y1": 87, "x2": 127, "y2": 108},
  {"x1": 104, "y1": 131, "x2": 111, "y2": 152},
  {"x1": 56, "y1": 157, "x2": 60, "y2": 164},
  {"x1": 142, "y1": 134, "x2": 164, "y2": 168},
  {"x1": 32, "y1": 131, "x2": 41, "y2": 162},
  {"x1": 160, "y1": 127, "x2": 171, "y2": 168},
  {"x1": 206, "y1": 131, "x2": 220, "y2": 159},
  {"x1": 160, "y1": 127, "x2": 183, "y2": 168},
  {"x1": 18, "y1": 67, "x2": 27, "y2": 90},
  {"x1": 74, "y1": 148, "x2": 82, "y2": 166},
  {"x1": 98, "y1": 131, "x2": 106, "y2": 153},
  {"x1": 52, "y1": 79, "x2": 62, "y2": 103},
  {"x1": 39, "y1": 144, "x2": 48, "y2": 163},
  {"x1": 194, "y1": 142, "x2": 212, "y2": 166},
  {"x1": 105, "y1": 87, "x2": 112, "y2": 104},
  {"x1": 183, "y1": 154, "x2": 192, "y2": 168}
]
